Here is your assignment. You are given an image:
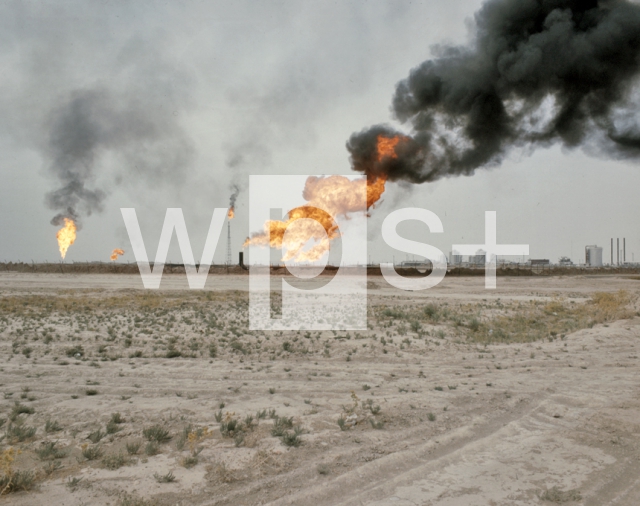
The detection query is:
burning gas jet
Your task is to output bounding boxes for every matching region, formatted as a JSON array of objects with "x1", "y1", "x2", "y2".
[
  {"x1": 56, "y1": 218, "x2": 77, "y2": 260},
  {"x1": 227, "y1": 207, "x2": 235, "y2": 220},
  {"x1": 244, "y1": 174, "x2": 385, "y2": 262},
  {"x1": 244, "y1": 136, "x2": 391, "y2": 262},
  {"x1": 348, "y1": 0, "x2": 640, "y2": 184},
  {"x1": 110, "y1": 248, "x2": 125, "y2": 261}
]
